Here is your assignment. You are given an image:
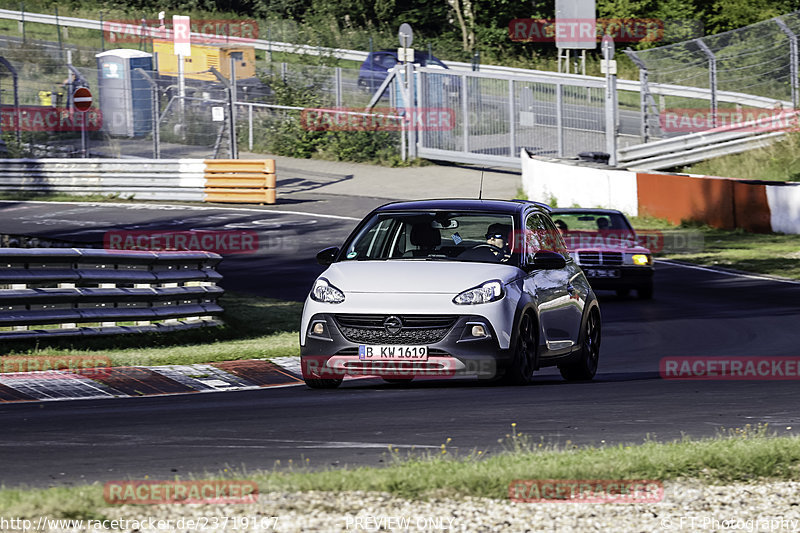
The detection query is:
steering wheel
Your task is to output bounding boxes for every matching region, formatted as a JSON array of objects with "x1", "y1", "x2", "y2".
[{"x1": 470, "y1": 243, "x2": 504, "y2": 255}]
